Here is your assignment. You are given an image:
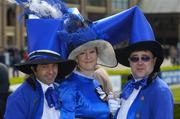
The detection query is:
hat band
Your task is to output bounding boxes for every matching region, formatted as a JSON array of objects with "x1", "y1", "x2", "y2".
[{"x1": 29, "y1": 51, "x2": 61, "y2": 61}]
